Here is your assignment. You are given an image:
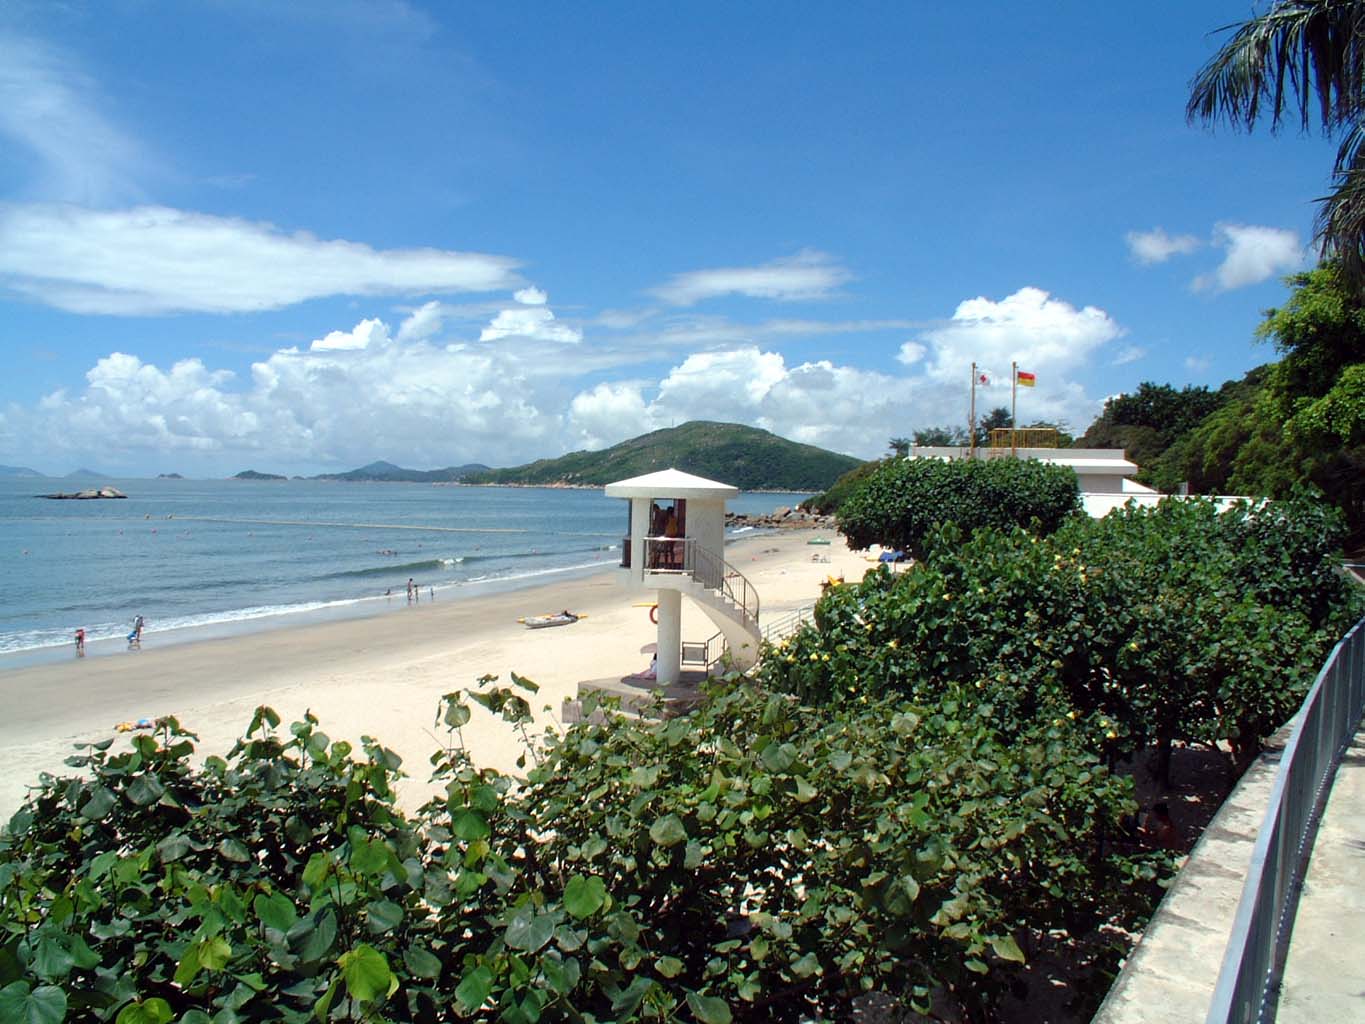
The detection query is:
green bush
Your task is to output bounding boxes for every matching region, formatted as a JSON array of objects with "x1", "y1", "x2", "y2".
[
  {"x1": 0, "y1": 676, "x2": 1165, "y2": 1023},
  {"x1": 835, "y1": 457, "x2": 1081, "y2": 557},
  {"x1": 764, "y1": 495, "x2": 1363, "y2": 783}
]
